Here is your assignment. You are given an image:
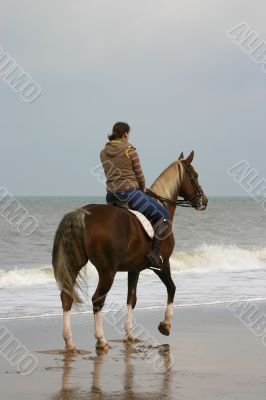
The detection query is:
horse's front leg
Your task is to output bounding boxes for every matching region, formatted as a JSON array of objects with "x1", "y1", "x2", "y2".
[
  {"x1": 153, "y1": 260, "x2": 176, "y2": 336},
  {"x1": 124, "y1": 271, "x2": 140, "y2": 342}
]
